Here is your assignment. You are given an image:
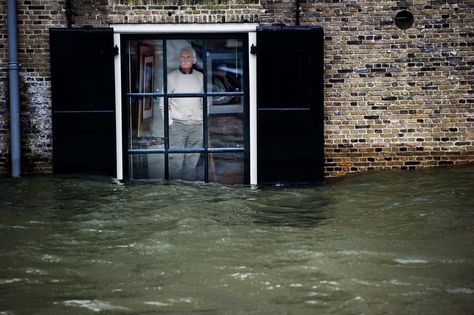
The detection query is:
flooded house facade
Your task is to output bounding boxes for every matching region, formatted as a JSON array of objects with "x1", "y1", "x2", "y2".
[{"x1": 0, "y1": 0, "x2": 473, "y2": 185}]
